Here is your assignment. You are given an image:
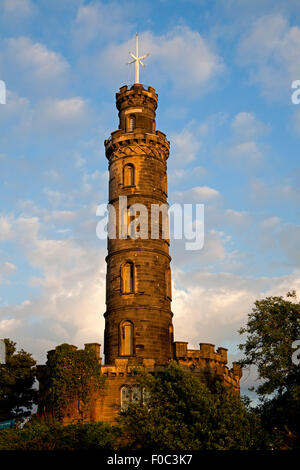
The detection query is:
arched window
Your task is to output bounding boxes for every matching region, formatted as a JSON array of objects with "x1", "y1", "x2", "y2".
[
  {"x1": 128, "y1": 115, "x2": 136, "y2": 132},
  {"x1": 120, "y1": 385, "x2": 131, "y2": 411},
  {"x1": 120, "y1": 385, "x2": 143, "y2": 411},
  {"x1": 120, "y1": 320, "x2": 134, "y2": 356},
  {"x1": 166, "y1": 267, "x2": 172, "y2": 300},
  {"x1": 121, "y1": 262, "x2": 134, "y2": 293},
  {"x1": 123, "y1": 164, "x2": 135, "y2": 187}
]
